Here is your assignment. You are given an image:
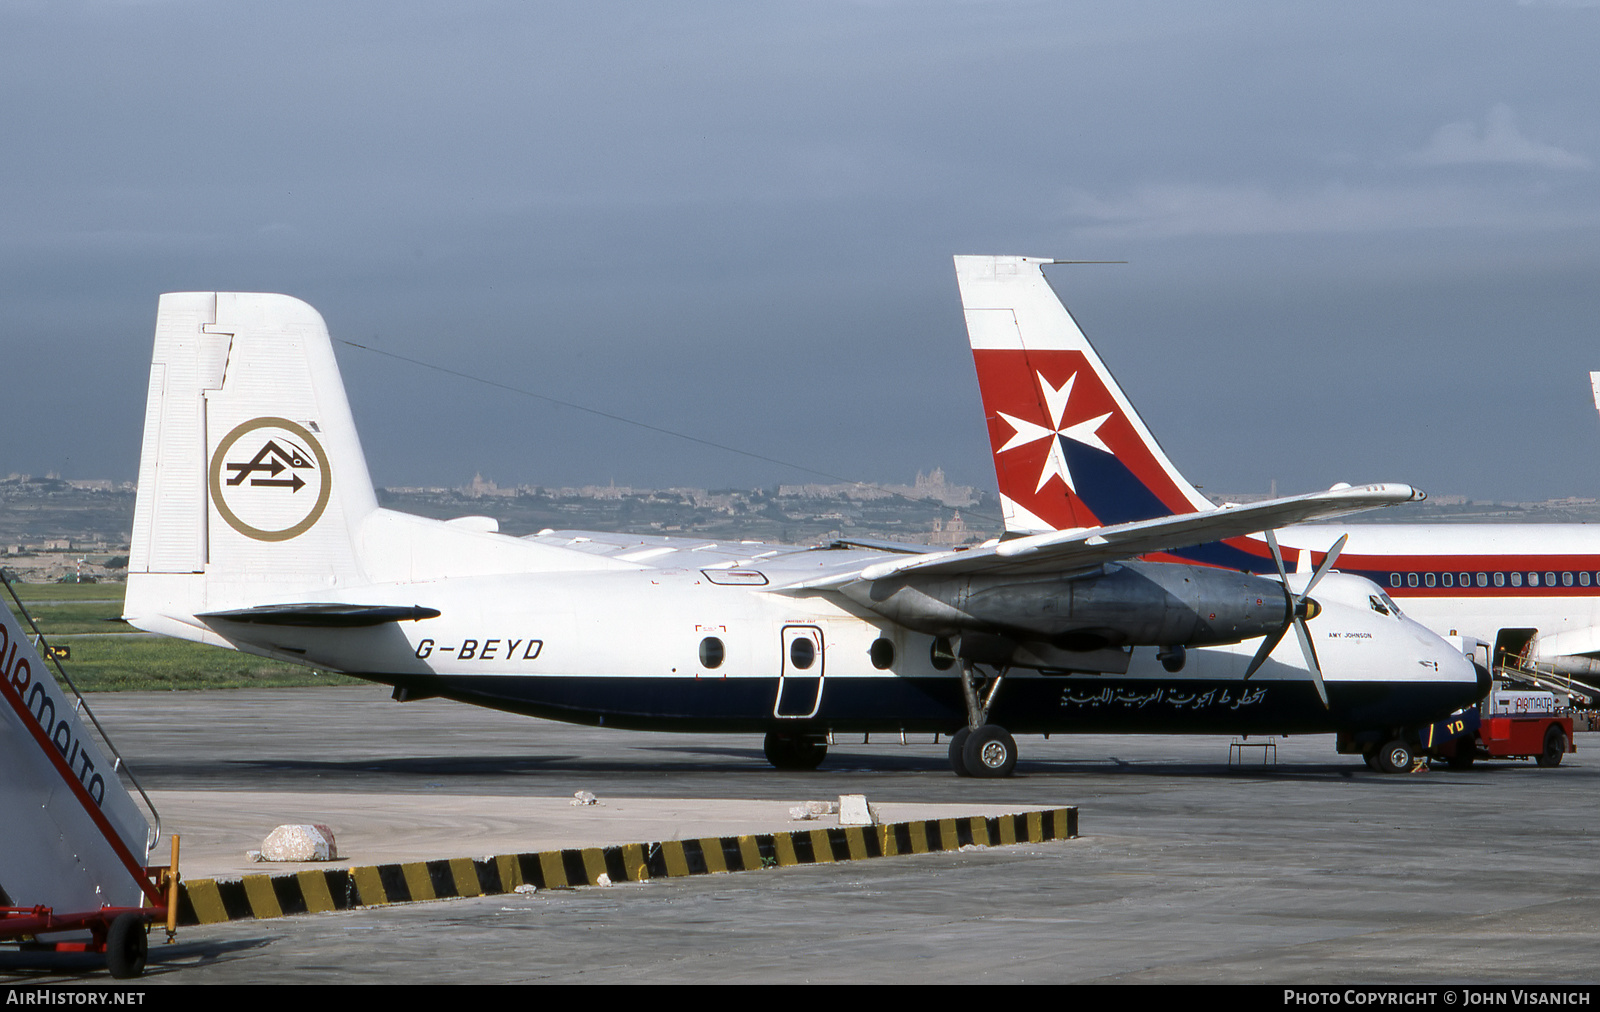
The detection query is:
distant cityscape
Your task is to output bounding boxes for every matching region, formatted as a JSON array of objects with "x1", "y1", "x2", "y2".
[
  {"x1": 3, "y1": 468, "x2": 1599, "y2": 584},
  {"x1": 0, "y1": 468, "x2": 991, "y2": 583}
]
